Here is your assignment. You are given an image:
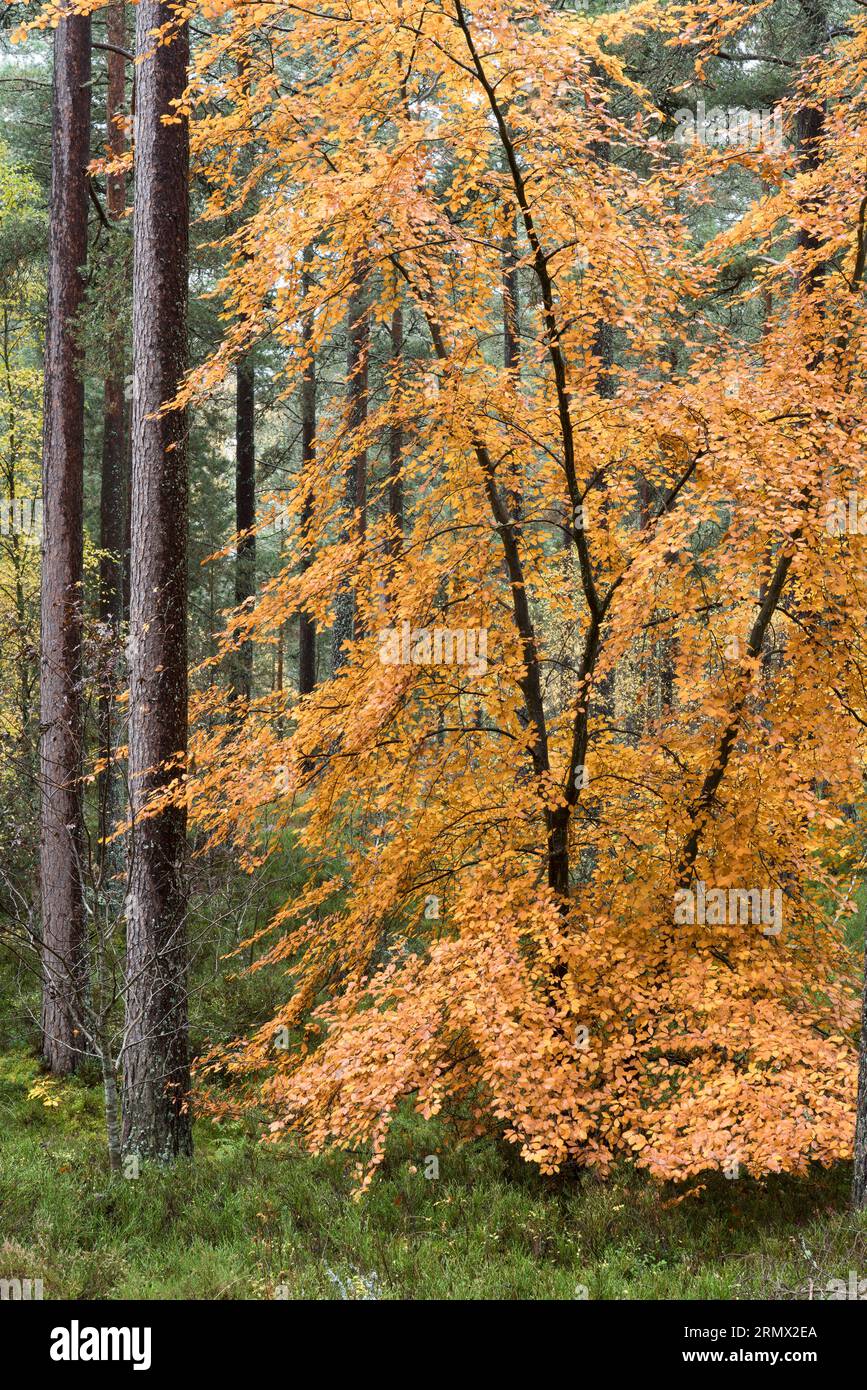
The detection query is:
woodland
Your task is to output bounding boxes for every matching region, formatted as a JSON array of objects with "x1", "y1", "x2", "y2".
[{"x1": 2, "y1": 0, "x2": 867, "y2": 1302}]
